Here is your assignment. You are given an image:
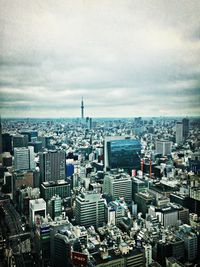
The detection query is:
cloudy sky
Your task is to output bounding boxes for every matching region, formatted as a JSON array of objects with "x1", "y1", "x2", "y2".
[{"x1": 0, "y1": 0, "x2": 200, "y2": 118}]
